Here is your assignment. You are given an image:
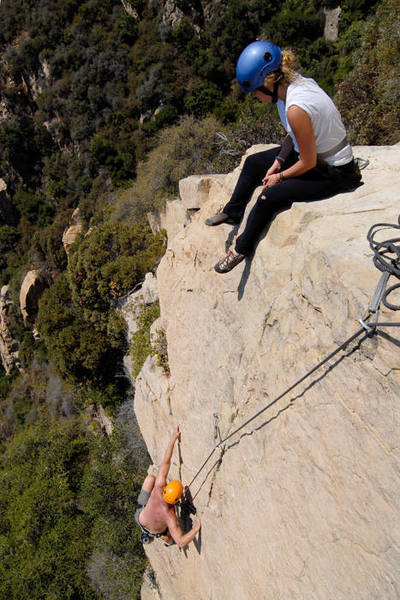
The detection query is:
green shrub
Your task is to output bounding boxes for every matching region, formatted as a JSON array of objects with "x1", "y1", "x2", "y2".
[
  {"x1": 13, "y1": 189, "x2": 55, "y2": 226},
  {"x1": 0, "y1": 412, "x2": 148, "y2": 600},
  {"x1": 68, "y1": 221, "x2": 165, "y2": 310},
  {"x1": 115, "y1": 111, "x2": 282, "y2": 221},
  {"x1": 184, "y1": 80, "x2": 223, "y2": 117},
  {"x1": 0, "y1": 418, "x2": 96, "y2": 600},
  {"x1": 130, "y1": 301, "x2": 160, "y2": 379},
  {"x1": 0, "y1": 225, "x2": 20, "y2": 251},
  {"x1": 37, "y1": 220, "x2": 165, "y2": 391},
  {"x1": 18, "y1": 331, "x2": 47, "y2": 370},
  {"x1": 37, "y1": 272, "x2": 116, "y2": 385},
  {"x1": 336, "y1": 0, "x2": 400, "y2": 144},
  {"x1": 151, "y1": 327, "x2": 170, "y2": 377}
]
